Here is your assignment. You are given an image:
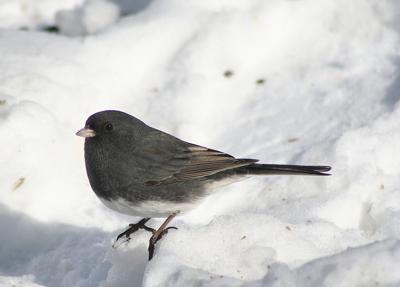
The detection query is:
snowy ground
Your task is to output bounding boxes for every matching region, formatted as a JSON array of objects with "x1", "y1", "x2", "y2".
[{"x1": 1, "y1": 0, "x2": 400, "y2": 286}]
